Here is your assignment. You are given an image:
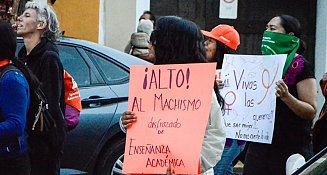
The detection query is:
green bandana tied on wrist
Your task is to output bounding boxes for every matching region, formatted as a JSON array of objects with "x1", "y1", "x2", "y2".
[{"x1": 261, "y1": 31, "x2": 300, "y2": 77}]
